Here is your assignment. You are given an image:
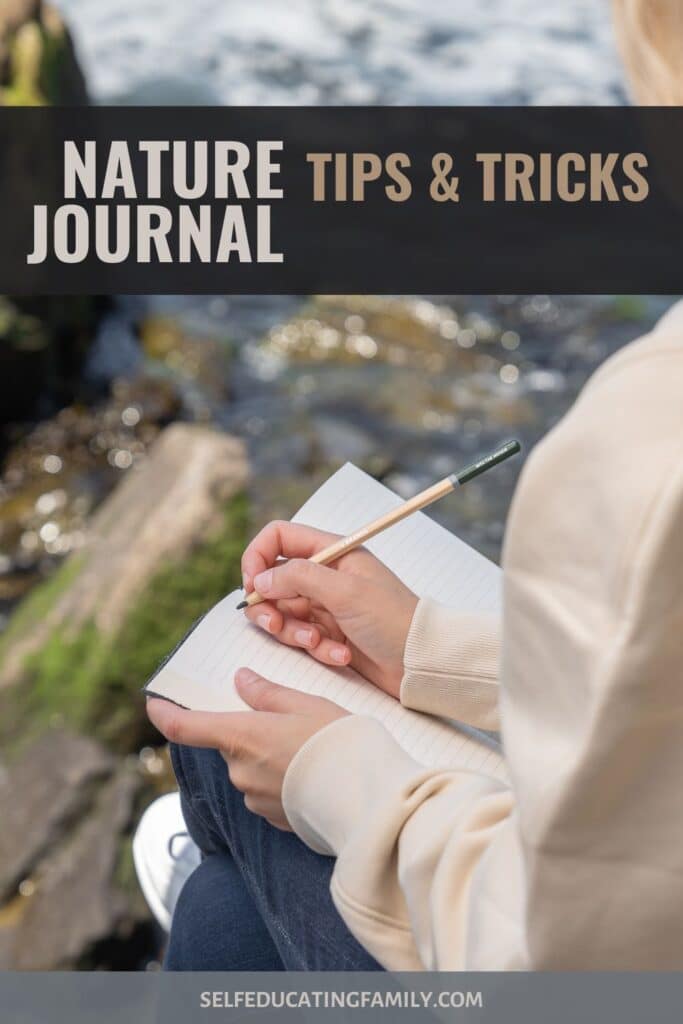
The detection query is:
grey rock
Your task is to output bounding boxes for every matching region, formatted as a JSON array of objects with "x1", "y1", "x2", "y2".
[
  {"x1": 0, "y1": 729, "x2": 113, "y2": 903},
  {"x1": 313, "y1": 415, "x2": 376, "y2": 465},
  {"x1": 0, "y1": 920, "x2": 16, "y2": 966},
  {"x1": 7, "y1": 764, "x2": 145, "y2": 970}
]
